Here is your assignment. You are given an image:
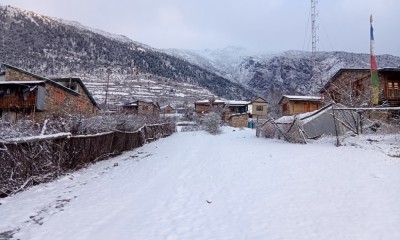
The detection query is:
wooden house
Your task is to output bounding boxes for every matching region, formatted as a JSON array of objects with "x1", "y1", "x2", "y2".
[
  {"x1": 248, "y1": 97, "x2": 268, "y2": 119},
  {"x1": 122, "y1": 100, "x2": 160, "y2": 116},
  {"x1": 223, "y1": 100, "x2": 250, "y2": 122},
  {"x1": 279, "y1": 95, "x2": 323, "y2": 116},
  {"x1": 194, "y1": 99, "x2": 225, "y2": 115},
  {"x1": 320, "y1": 68, "x2": 400, "y2": 107},
  {"x1": 0, "y1": 64, "x2": 98, "y2": 123},
  {"x1": 225, "y1": 100, "x2": 250, "y2": 114}
]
